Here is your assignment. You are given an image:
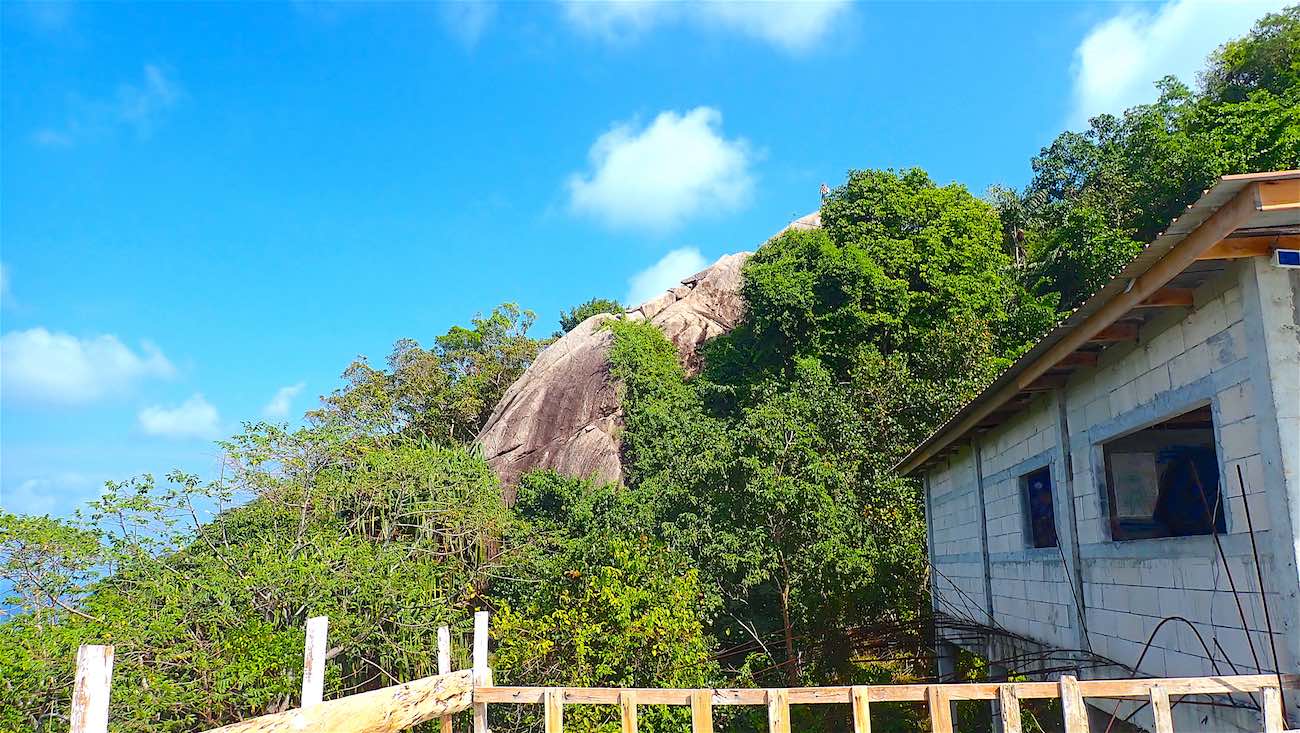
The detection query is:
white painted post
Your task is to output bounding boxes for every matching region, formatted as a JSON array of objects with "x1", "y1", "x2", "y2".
[
  {"x1": 473, "y1": 611, "x2": 490, "y2": 733},
  {"x1": 301, "y1": 616, "x2": 328, "y2": 708},
  {"x1": 439, "y1": 625, "x2": 453, "y2": 733},
  {"x1": 70, "y1": 644, "x2": 113, "y2": 733}
]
